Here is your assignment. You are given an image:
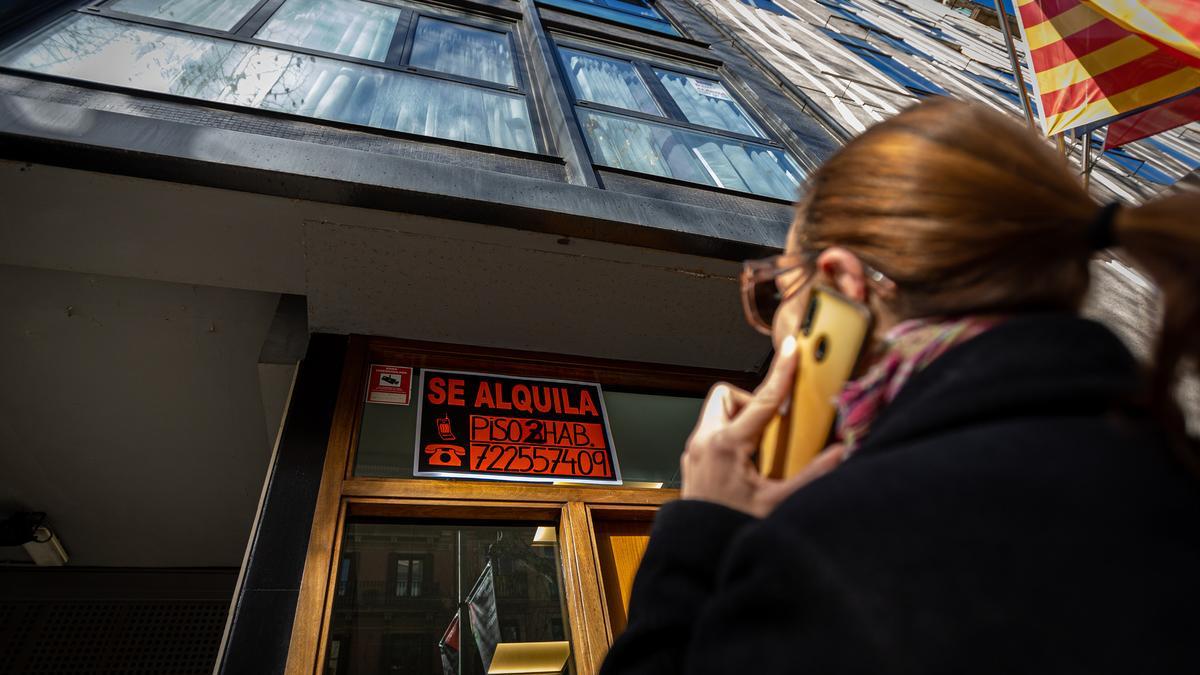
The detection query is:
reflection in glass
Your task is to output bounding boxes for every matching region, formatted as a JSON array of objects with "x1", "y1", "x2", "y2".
[
  {"x1": 538, "y1": 0, "x2": 680, "y2": 36},
  {"x1": 598, "y1": 0, "x2": 662, "y2": 19},
  {"x1": 655, "y1": 70, "x2": 764, "y2": 137},
  {"x1": 409, "y1": 18, "x2": 516, "y2": 87},
  {"x1": 579, "y1": 109, "x2": 803, "y2": 200},
  {"x1": 326, "y1": 520, "x2": 569, "y2": 675},
  {"x1": 603, "y1": 391, "x2": 701, "y2": 487},
  {"x1": 559, "y1": 48, "x2": 660, "y2": 115},
  {"x1": 255, "y1": 0, "x2": 402, "y2": 62},
  {"x1": 107, "y1": 0, "x2": 260, "y2": 31},
  {"x1": 1, "y1": 15, "x2": 535, "y2": 152}
]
